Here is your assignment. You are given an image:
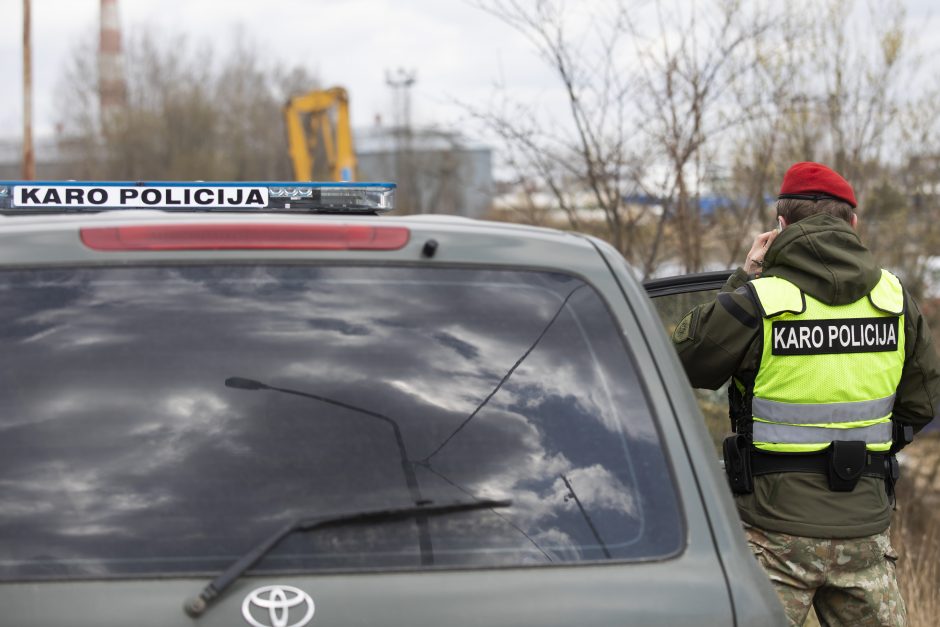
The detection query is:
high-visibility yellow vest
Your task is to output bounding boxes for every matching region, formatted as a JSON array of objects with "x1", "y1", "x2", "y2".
[{"x1": 748, "y1": 269, "x2": 905, "y2": 453}]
